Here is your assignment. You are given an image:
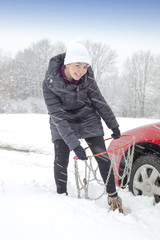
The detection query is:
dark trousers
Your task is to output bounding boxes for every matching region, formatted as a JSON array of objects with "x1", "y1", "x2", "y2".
[{"x1": 54, "y1": 136, "x2": 117, "y2": 197}]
